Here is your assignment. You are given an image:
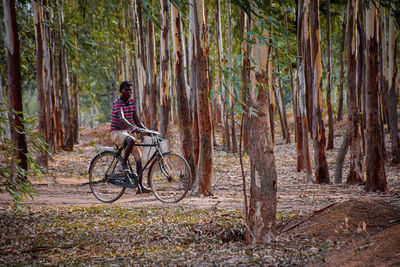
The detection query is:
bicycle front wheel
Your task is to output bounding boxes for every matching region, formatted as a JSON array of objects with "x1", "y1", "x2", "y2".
[
  {"x1": 88, "y1": 151, "x2": 126, "y2": 203},
  {"x1": 149, "y1": 152, "x2": 192, "y2": 203}
]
